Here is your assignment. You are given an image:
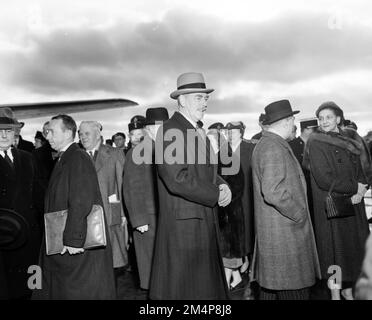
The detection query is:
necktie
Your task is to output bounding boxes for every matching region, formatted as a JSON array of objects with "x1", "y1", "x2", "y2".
[
  {"x1": 3, "y1": 150, "x2": 14, "y2": 170},
  {"x1": 89, "y1": 151, "x2": 94, "y2": 158}
]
